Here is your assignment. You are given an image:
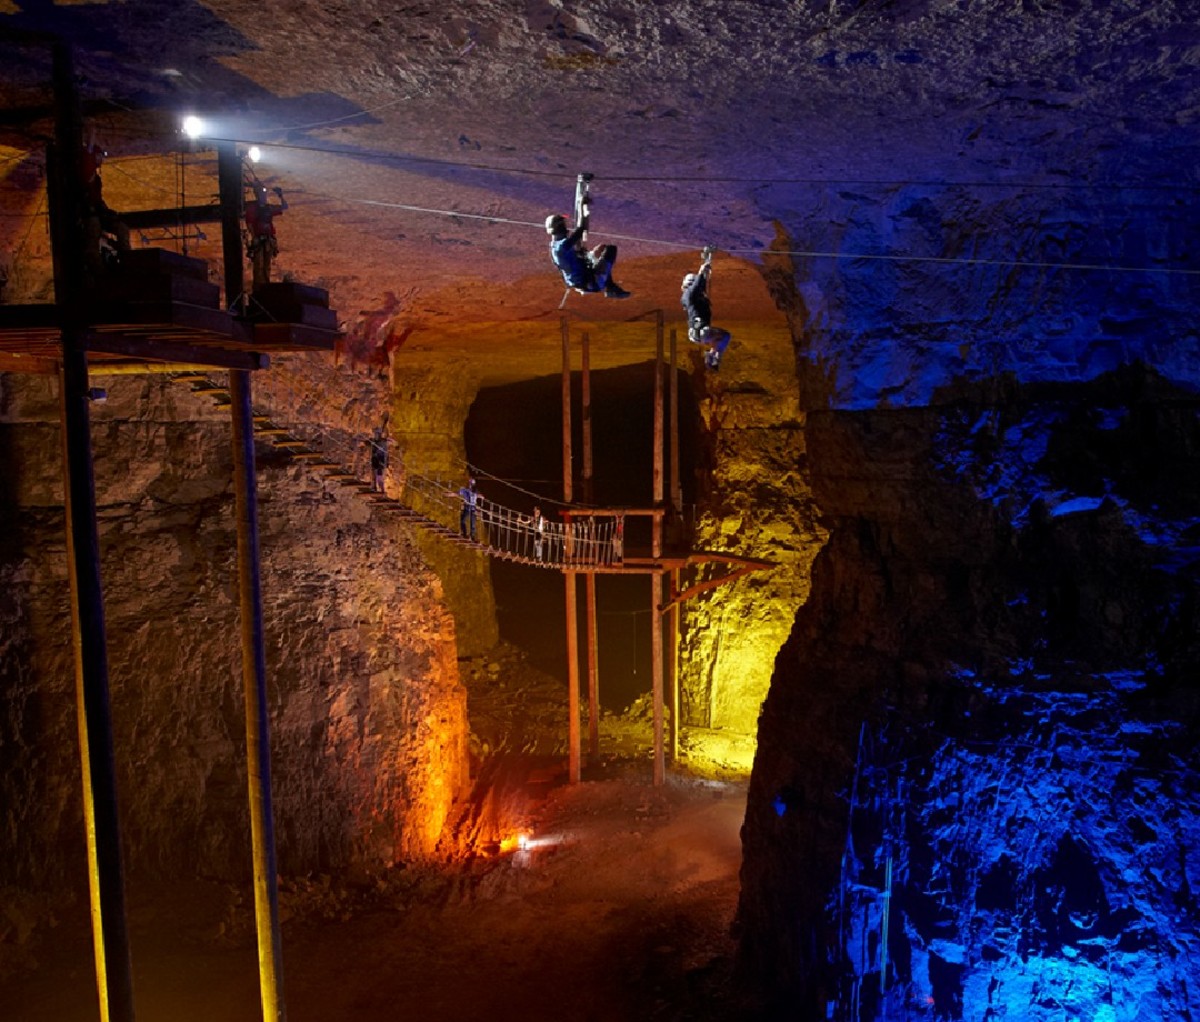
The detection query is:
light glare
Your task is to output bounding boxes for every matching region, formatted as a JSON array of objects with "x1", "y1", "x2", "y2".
[{"x1": 181, "y1": 115, "x2": 205, "y2": 139}]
